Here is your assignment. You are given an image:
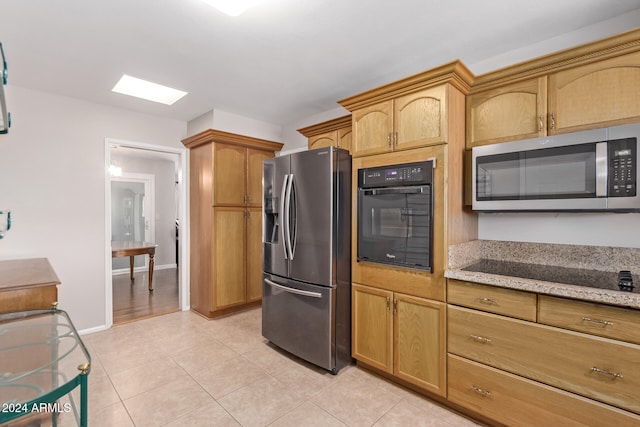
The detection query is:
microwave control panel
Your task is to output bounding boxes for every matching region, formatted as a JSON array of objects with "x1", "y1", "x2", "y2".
[
  {"x1": 609, "y1": 137, "x2": 637, "y2": 197},
  {"x1": 358, "y1": 160, "x2": 433, "y2": 188}
]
